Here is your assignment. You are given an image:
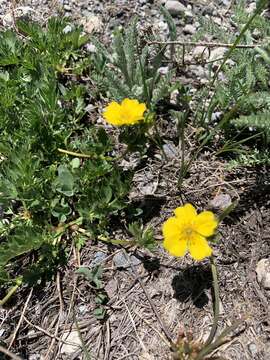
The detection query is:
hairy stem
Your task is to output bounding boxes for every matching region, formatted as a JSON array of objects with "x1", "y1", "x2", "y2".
[{"x1": 206, "y1": 257, "x2": 220, "y2": 346}]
